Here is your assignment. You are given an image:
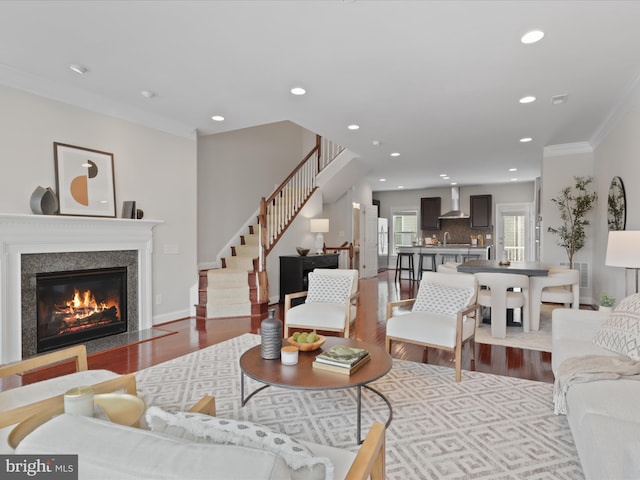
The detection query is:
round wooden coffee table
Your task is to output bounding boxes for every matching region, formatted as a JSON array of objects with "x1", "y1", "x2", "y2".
[{"x1": 239, "y1": 337, "x2": 392, "y2": 444}]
